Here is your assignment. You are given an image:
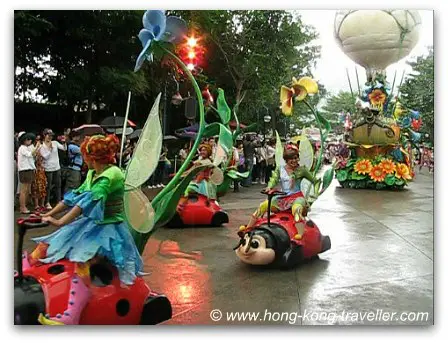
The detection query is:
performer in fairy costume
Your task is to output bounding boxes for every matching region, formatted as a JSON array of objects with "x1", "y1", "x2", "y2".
[
  {"x1": 29, "y1": 134, "x2": 144, "y2": 325},
  {"x1": 239, "y1": 144, "x2": 316, "y2": 234},
  {"x1": 181, "y1": 143, "x2": 217, "y2": 201}
]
